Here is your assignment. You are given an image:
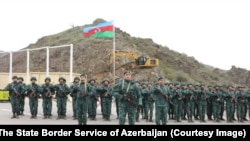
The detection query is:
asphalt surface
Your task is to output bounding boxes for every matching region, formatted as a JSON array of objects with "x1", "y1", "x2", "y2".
[{"x1": 0, "y1": 98, "x2": 250, "y2": 125}]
